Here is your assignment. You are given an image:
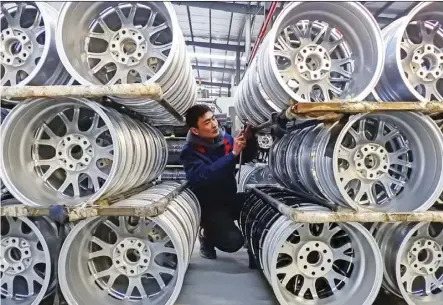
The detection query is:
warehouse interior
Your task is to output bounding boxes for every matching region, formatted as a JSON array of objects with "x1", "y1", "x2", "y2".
[{"x1": 1, "y1": 2, "x2": 443, "y2": 305}]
